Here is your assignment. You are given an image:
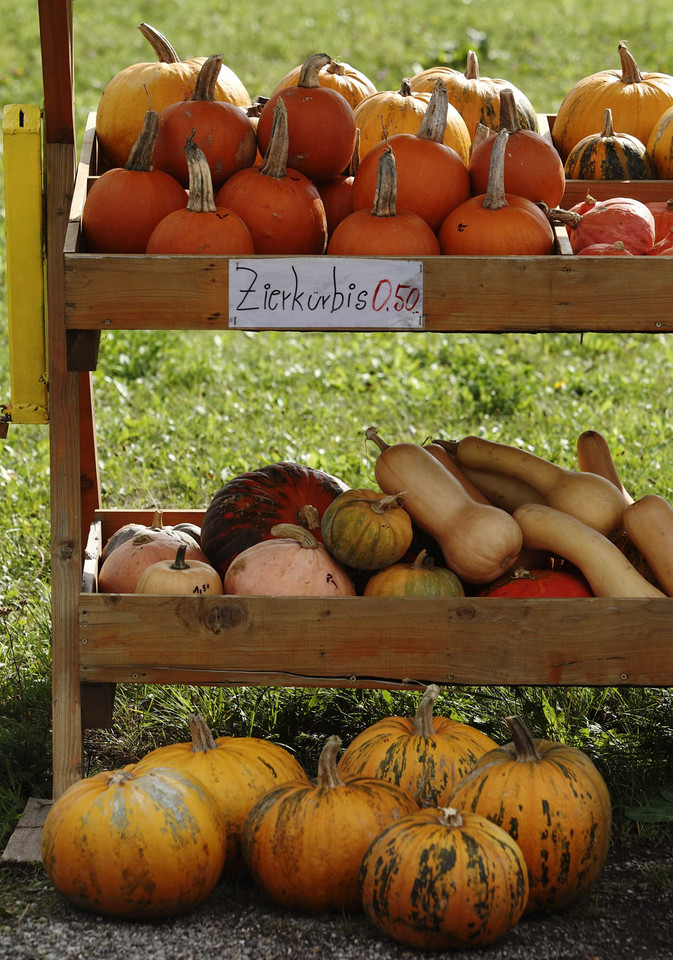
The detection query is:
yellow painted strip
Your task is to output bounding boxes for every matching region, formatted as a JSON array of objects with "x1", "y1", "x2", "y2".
[{"x1": 3, "y1": 103, "x2": 48, "y2": 423}]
